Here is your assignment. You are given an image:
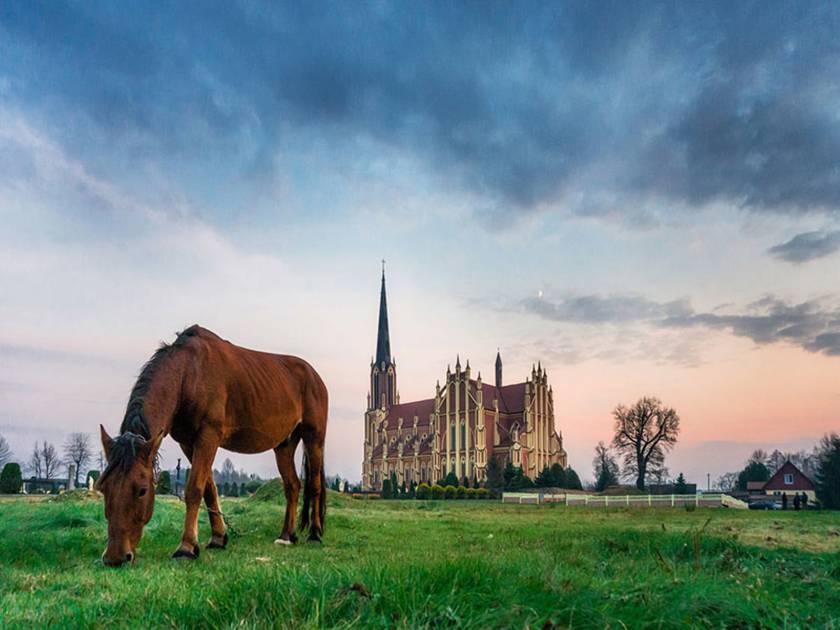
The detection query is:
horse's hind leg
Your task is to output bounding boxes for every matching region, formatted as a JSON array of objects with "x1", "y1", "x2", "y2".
[
  {"x1": 301, "y1": 436, "x2": 325, "y2": 543},
  {"x1": 273, "y1": 432, "x2": 301, "y2": 545},
  {"x1": 204, "y1": 478, "x2": 228, "y2": 549}
]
